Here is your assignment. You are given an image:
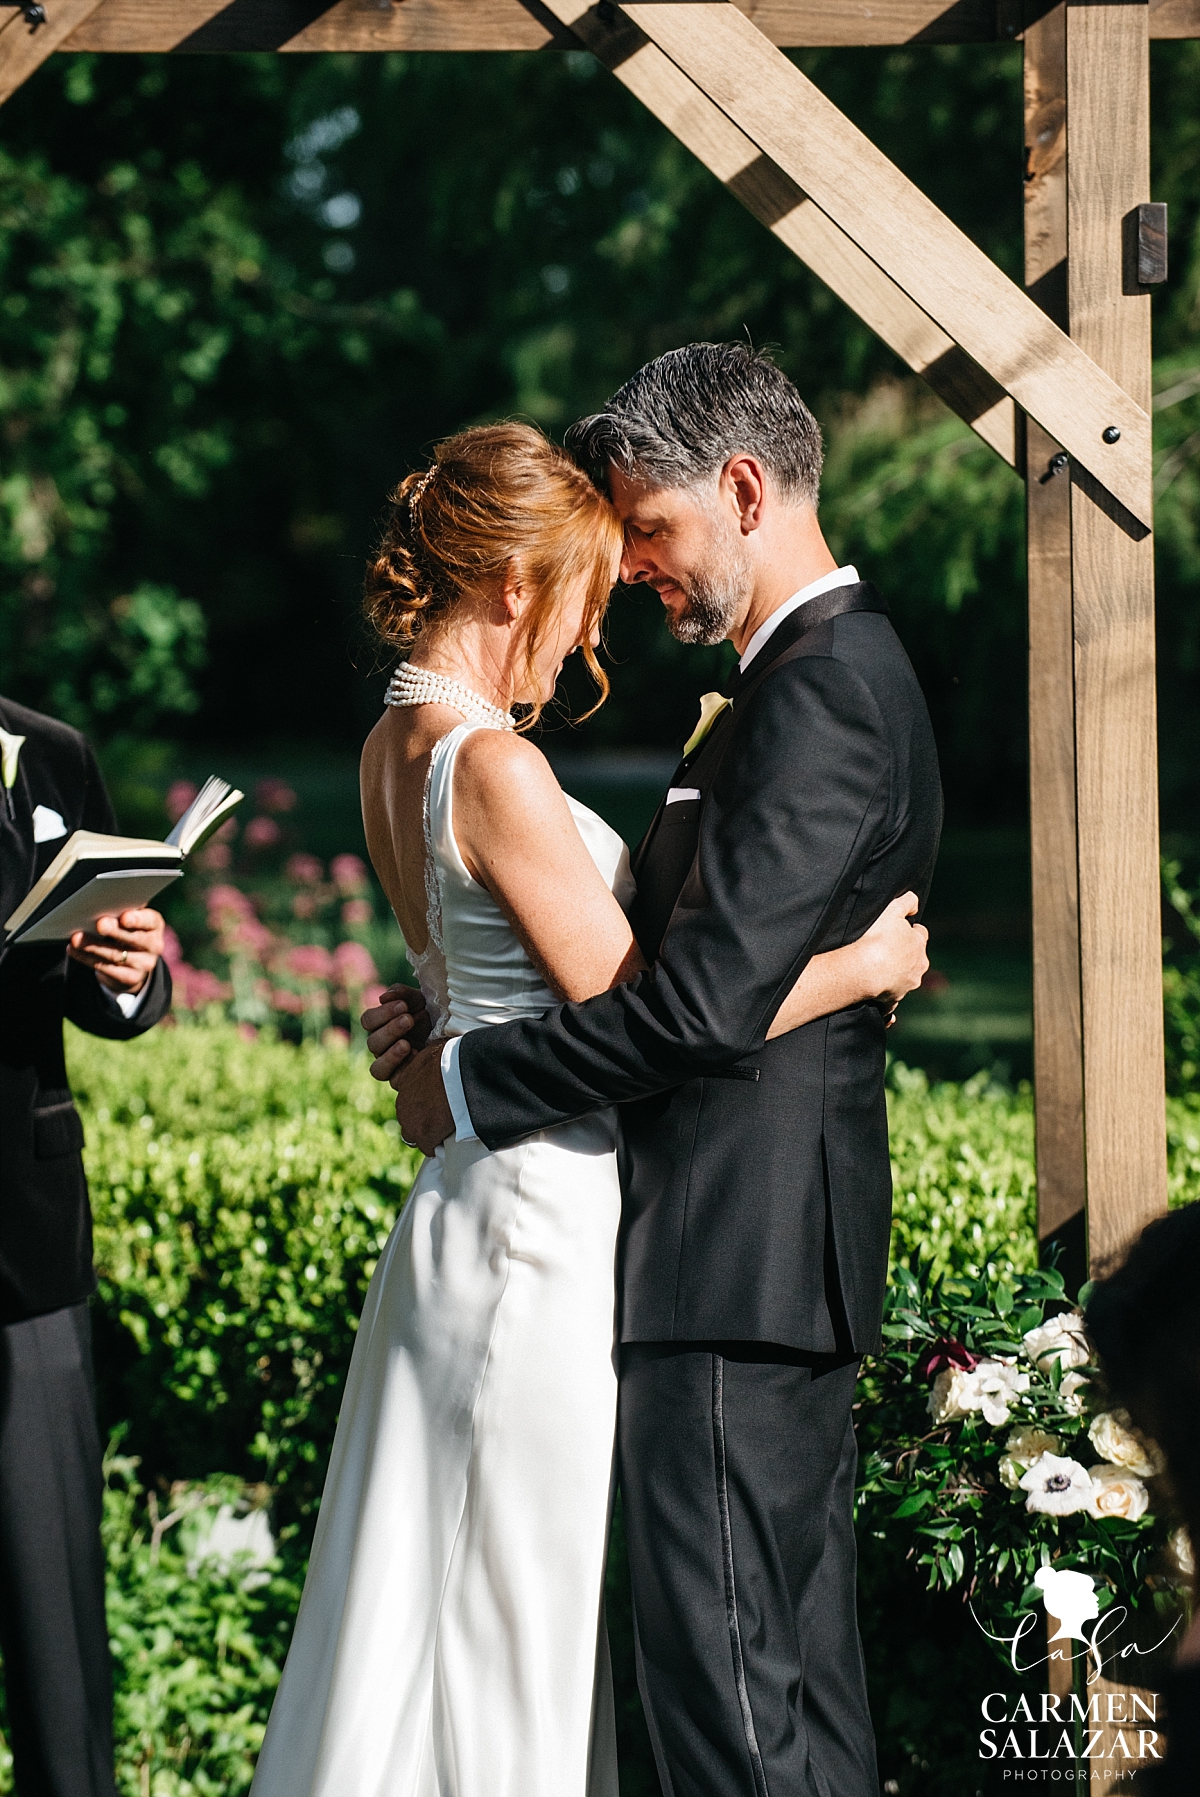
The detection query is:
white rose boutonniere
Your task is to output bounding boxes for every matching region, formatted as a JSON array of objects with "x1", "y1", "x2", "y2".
[
  {"x1": 1087, "y1": 1464, "x2": 1150, "y2": 1522},
  {"x1": 1087, "y1": 1409, "x2": 1163, "y2": 1479}
]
